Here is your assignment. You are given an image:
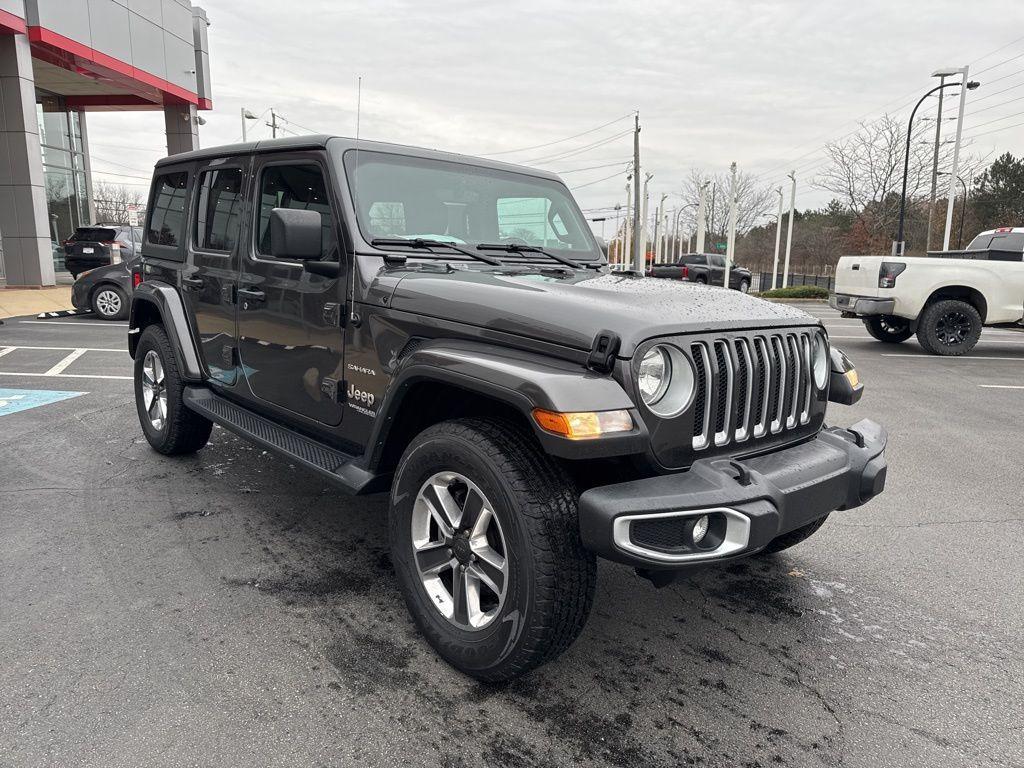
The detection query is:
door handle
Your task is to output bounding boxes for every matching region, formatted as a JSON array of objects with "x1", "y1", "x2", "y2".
[
  {"x1": 182, "y1": 276, "x2": 204, "y2": 290},
  {"x1": 237, "y1": 287, "x2": 265, "y2": 310}
]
